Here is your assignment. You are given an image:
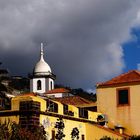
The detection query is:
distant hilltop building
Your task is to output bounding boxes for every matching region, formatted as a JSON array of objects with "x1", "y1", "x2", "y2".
[
  {"x1": 0, "y1": 63, "x2": 29, "y2": 97},
  {"x1": 0, "y1": 69, "x2": 9, "y2": 78},
  {"x1": 0, "y1": 62, "x2": 10, "y2": 86}
]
